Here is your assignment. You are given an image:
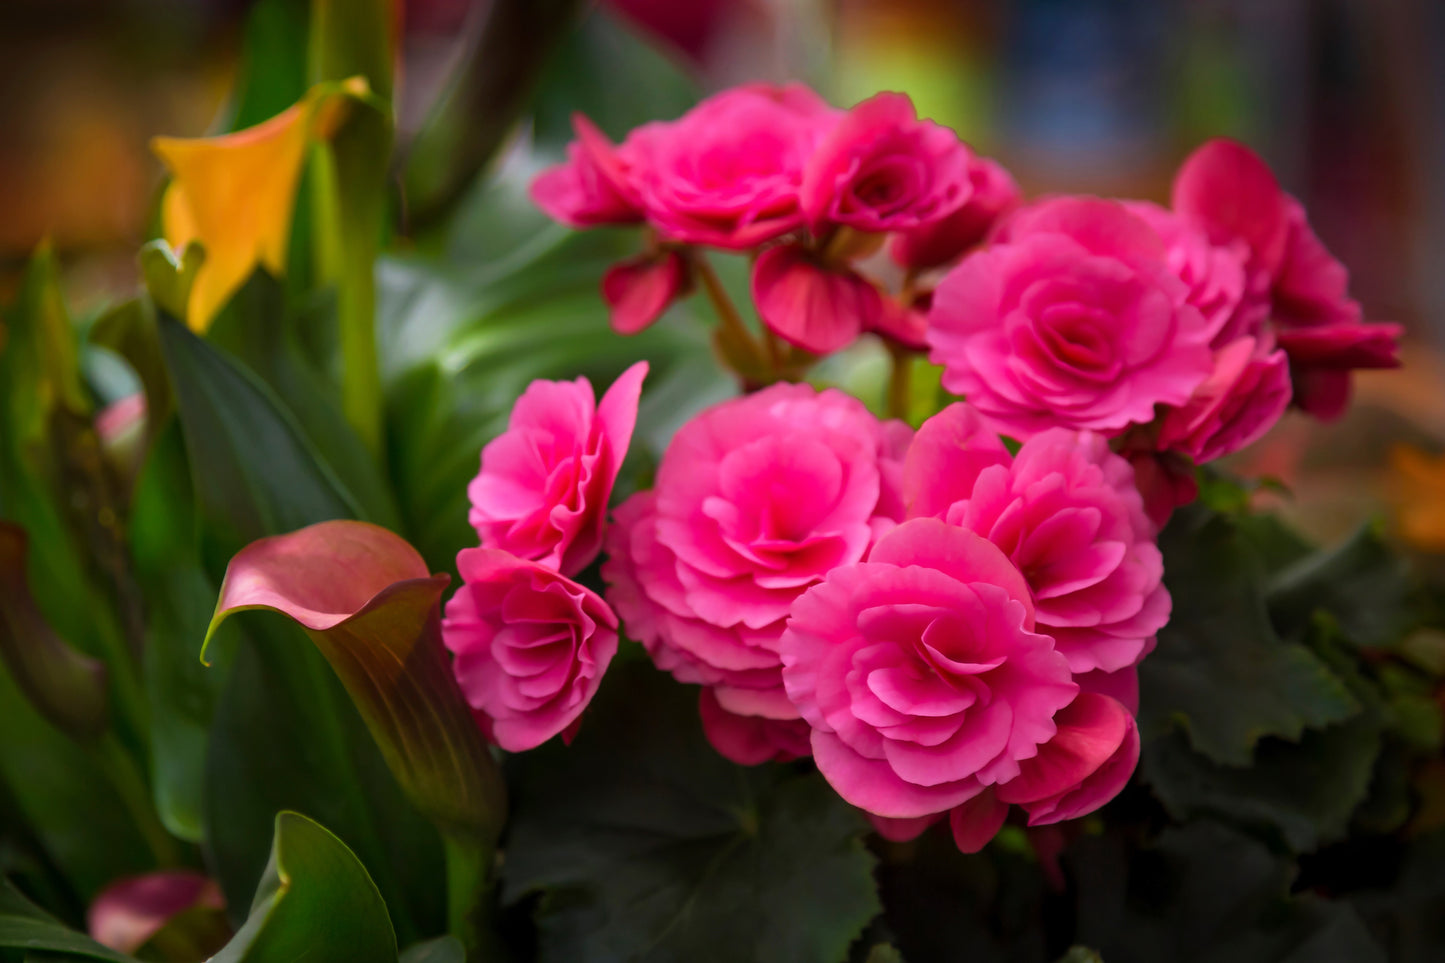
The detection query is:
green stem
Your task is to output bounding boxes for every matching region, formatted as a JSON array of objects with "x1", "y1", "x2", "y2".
[
  {"x1": 693, "y1": 254, "x2": 766, "y2": 370},
  {"x1": 91, "y1": 733, "x2": 178, "y2": 867},
  {"x1": 887, "y1": 345, "x2": 912, "y2": 422},
  {"x1": 445, "y1": 833, "x2": 504, "y2": 962}
]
